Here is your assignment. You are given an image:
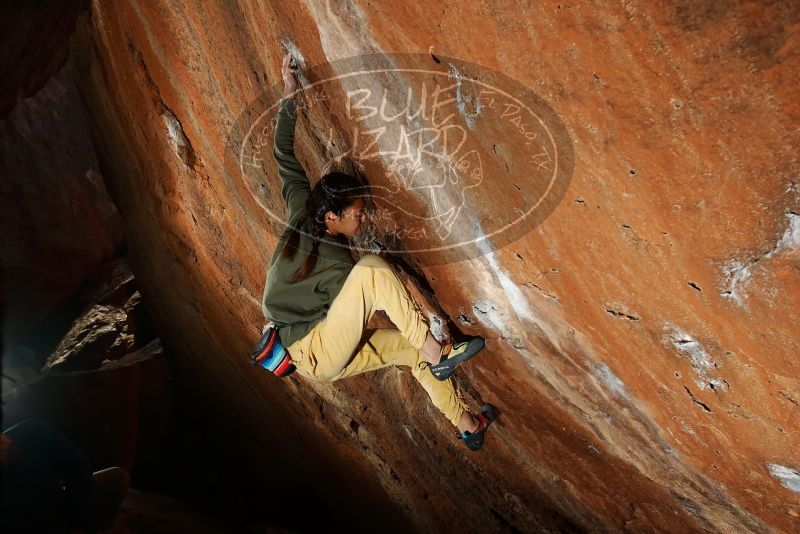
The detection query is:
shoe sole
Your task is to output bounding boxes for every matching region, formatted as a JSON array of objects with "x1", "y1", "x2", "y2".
[
  {"x1": 429, "y1": 337, "x2": 486, "y2": 381},
  {"x1": 462, "y1": 404, "x2": 497, "y2": 451}
]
